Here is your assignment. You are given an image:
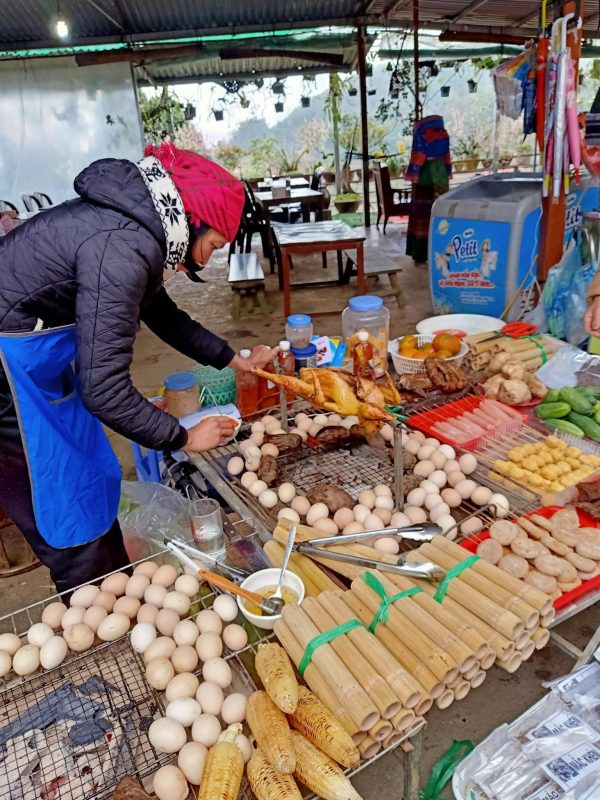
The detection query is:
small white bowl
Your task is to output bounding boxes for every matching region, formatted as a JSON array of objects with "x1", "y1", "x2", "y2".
[{"x1": 237, "y1": 568, "x2": 305, "y2": 631}]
